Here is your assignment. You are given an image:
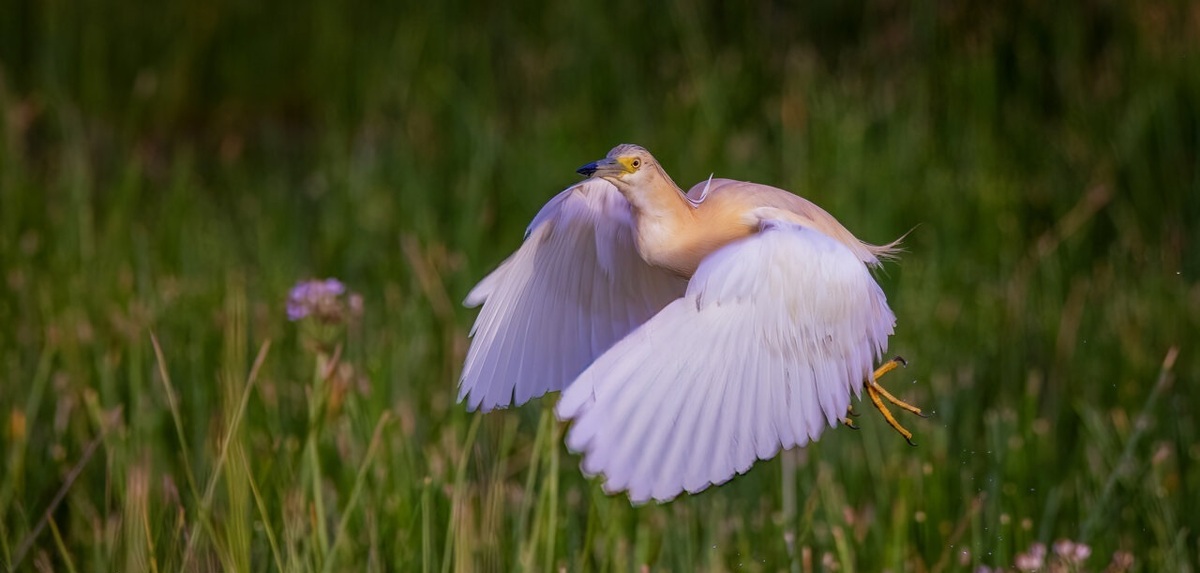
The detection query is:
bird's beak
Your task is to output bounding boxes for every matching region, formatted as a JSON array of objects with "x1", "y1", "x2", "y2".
[{"x1": 577, "y1": 157, "x2": 626, "y2": 178}]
